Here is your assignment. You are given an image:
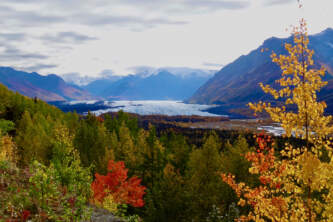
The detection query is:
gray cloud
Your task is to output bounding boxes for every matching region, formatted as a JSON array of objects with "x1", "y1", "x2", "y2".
[
  {"x1": 0, "y1": 2, "x2": 186, "y2": 30},
  {"x1": 61, "y1": 72, "x2": 100, "y2": 85},
  {"x1": 0, "y1": 6, "x2": 65, "y2": 28},
  {"x1": 183, "y1": 0, "x2": 250, "y2": 11},
  {"x1": 117, "y1": 0, "x2": 250, "y2": 12},
  {"x1": 16, "y1": 63, "x2": 58, "y2": 72},
  {"x1": 80, "y1": 14, "x2": 187, "y2": 28},
  {"x1": 0, "y1": 31, "x2": 50, "y2": 71},
  {"x1": 128, "y1": 66, "x2": 157, "y2": 76},
  {"x1": 100, "y1": 69, "x2": 115, "y2": 77},
  {"x1": 0, "y1": 43, "x2": 48, "y2": 61},
  {"x1": 0, "y1": 0, "x2": 251, "y2": 76},
  {"x1": 264, "y1": 0, "x2": 295, "y2": 6},
  {"x1": 41, "y1": 32, "x2": 98, "y2": 44},
  {"x1": 0, "y1": 0, "x2": 249, "y2": 31},
  {"x1": 0, "y1": 32, "x2": 26, "y2": 41},
  {"x1": 128, "y1": 65, "x2": 215, "y2": 77},
  {"x1": 157, "y1": 66, "x2": 216, "y2": 77}
]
